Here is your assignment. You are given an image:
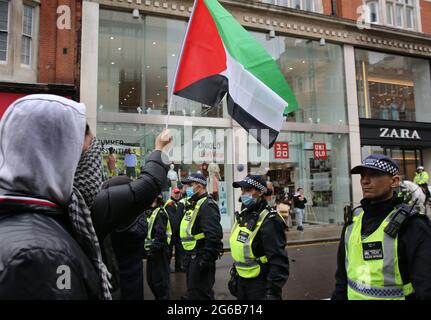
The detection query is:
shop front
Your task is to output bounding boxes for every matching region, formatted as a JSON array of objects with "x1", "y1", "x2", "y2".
[
  {"x1": 355, "y1": 48, "x2": 431, "y2": 180},
  {"x1": 360, "y1": 119, "x2": 431, "y2": 180},
  {"x1": 94, "y1": 7, "x2": 352, "y2": 231}
]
